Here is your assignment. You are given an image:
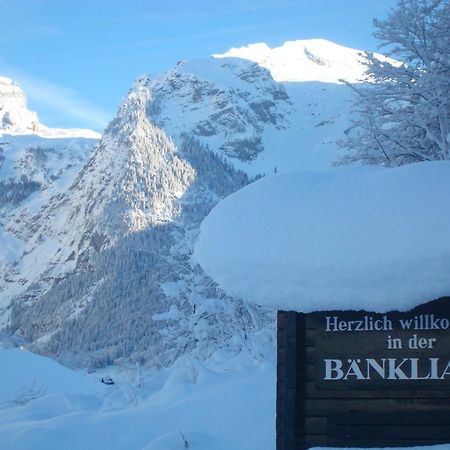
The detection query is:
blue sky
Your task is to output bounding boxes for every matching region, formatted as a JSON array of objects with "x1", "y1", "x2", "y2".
[{"x1": 0, "y1": 0, "x2": 397, "y2": 131}]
